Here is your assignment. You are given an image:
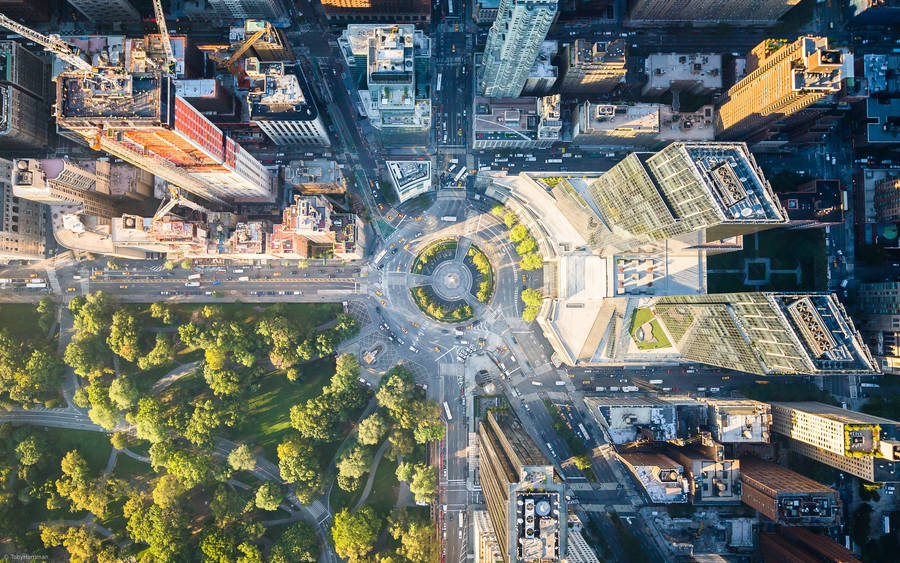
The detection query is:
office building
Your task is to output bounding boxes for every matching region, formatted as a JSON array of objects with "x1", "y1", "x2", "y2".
[
  {"x1": 760, "y1": 527, "x2": 861, "y2": 563},
  {"x1": 667, "y1": 447, "x2": 741, "y2": 504},
  {"x1": 478, "y1": 410, "x2": 566, "y2": 563},
  {"x1": 739, "y1": 457, "x2": 840, "y2": 526},
  {"x1": 874, "y1": 175, "x2": 900, "y2": 222},
  {"x1": 66, "y1": 0, "x2": 139, "y2": 23},
  {"x1": 565, "y1": 515, "x2": 600, "y2": 563},
  {"x1": 628, "y1": 0, "x2": 801, "y2": 25},
  {"x1": 320, "y1": 0, "x2": 431, "y2": 23},
  {"x1": 856, "y1": 281, "x2": 900, "y2": 375},
  {"x1": 559, "y1": 39, "x2": 626, "y2": 96},
  {"x1": 521, "y1": 41, "x2": 558, "y2": 97},
  {"x1": 642, "y1": 53, "x2": 721, "y2": 97},
  {"x1": 56, "y1": 73, "x2": 275, "y2": 204},
  {"x1": 268, "y1": 195, "x2": 365, "y2": 260},
  {"x1": 11, "y1": 159, "x2": 147, "y2": 219},
  {"x1": 848, "y1": 0, "x2": 900, "y2": 24},
  {"x1": 578, "y1": 142, "x2": 786, "y2": 256},
  {"x1": 585, "y1": 396, "x2": 679, "y2": 445},
  {"x1": 339, "y1": 25, "x2": 431, "y2": 143},
  {"x1": 572, "y1": 102, "x2": 659, "y2": 146},
  {"x1": 654, "y1": 293, "x2": 878, "y2": 376},
  {"x1": 772, "y1": 402, "x2": 900, "y2": 482},
  {"x1": 704, "y1": 399, "x2": 771, "y2": 444},
  {"x1": 474, "y1": 510, "x2": 504, "y2": 563},
  {"x1": 285, "y1": 159, "x2": 346, "y2": 194},
  {"x1": 473, "y1": 95, "x2": 561, "y2": 149},
  {"x1": 207, "y1": 0, "x2": 287, "y2": 21},
  {"x1": 0, "y1": 84, "x2": 49, "y2": 151},
  {"x1": 0, "y1": 41, "x2": 48, "y2": 102},
  {"x1": 386, "y1": 160, "x2": 431, "y2": 202},
  {"x1": 619, "y1": 453, "x2": 688, "y2": 503},
  {"x1": 479, "y1": 0, "x2": 558, "y2": 98},
  {"x1": 863, "y1": 98, "x2": 900, "y2": 145},
  {"x1": 246, "y1": 59, "x2": 330, "y2": 147},
  {"x1": 715, "y1": 37, "x2": 844, "y2": 141},
  {"x1": 0, "y1": 158, "x2": 45, "y2": 261}
]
